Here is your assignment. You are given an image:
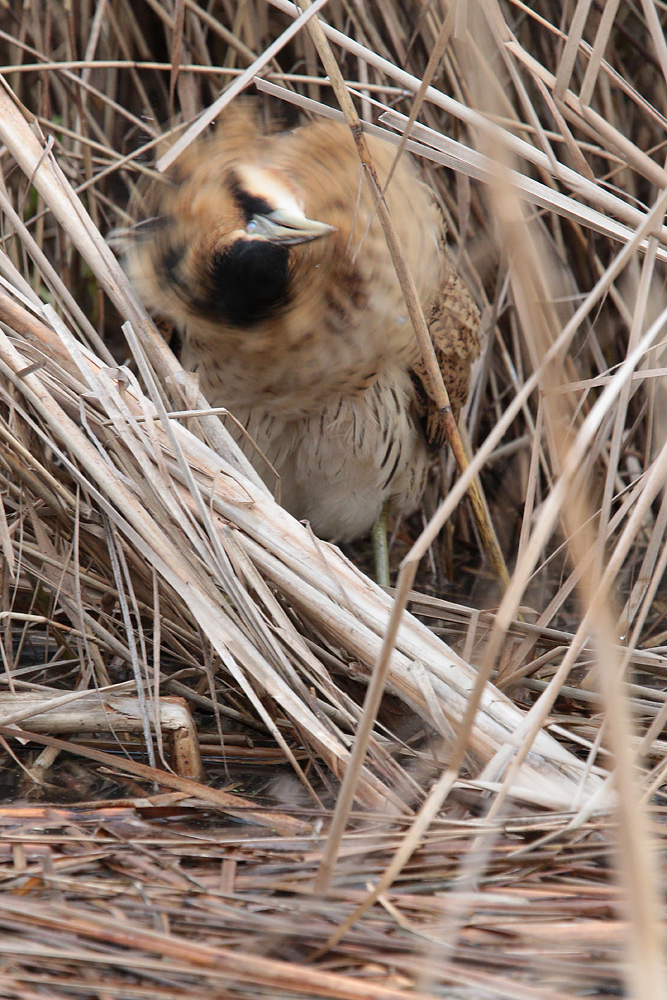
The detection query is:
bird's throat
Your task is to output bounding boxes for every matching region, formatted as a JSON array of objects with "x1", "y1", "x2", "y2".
[{"x1": 207, "y1": 240, "x2": 291, "y2": 326}]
